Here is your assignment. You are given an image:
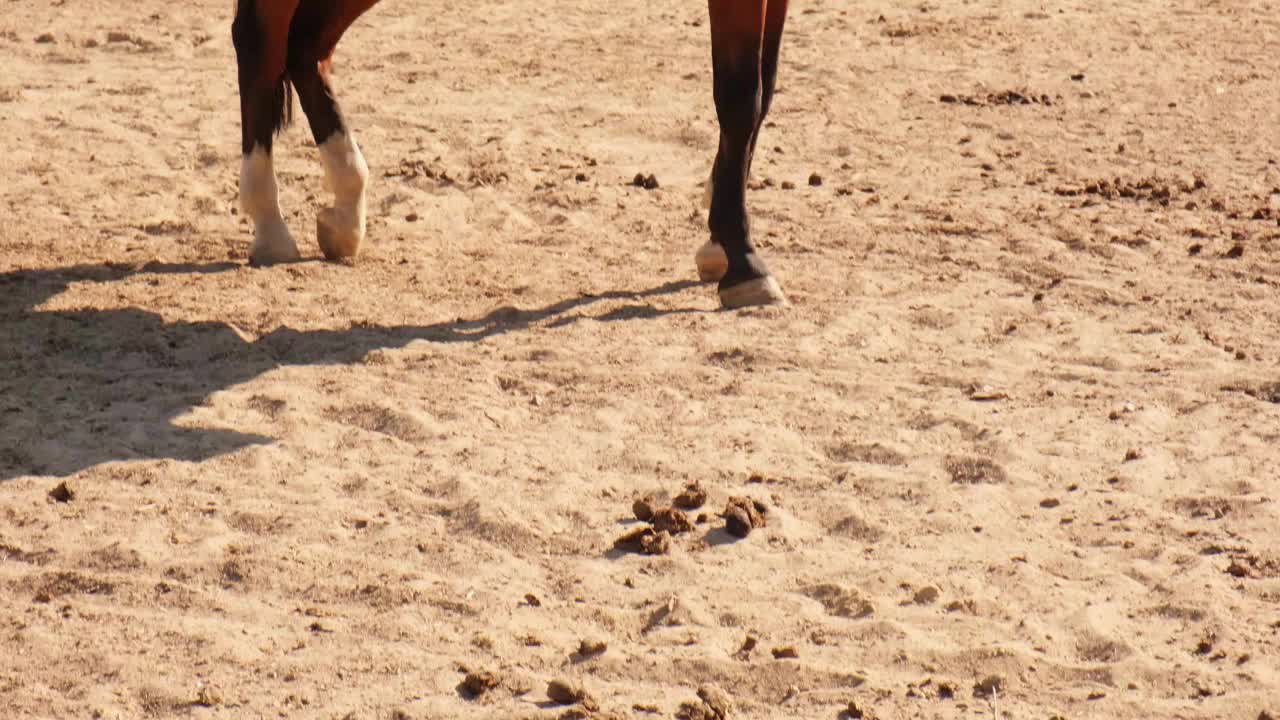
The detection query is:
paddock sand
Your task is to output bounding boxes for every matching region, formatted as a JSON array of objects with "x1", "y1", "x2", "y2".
[{"x1": 2, "y1": 1, "x2": 1279, "y2": 718}]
